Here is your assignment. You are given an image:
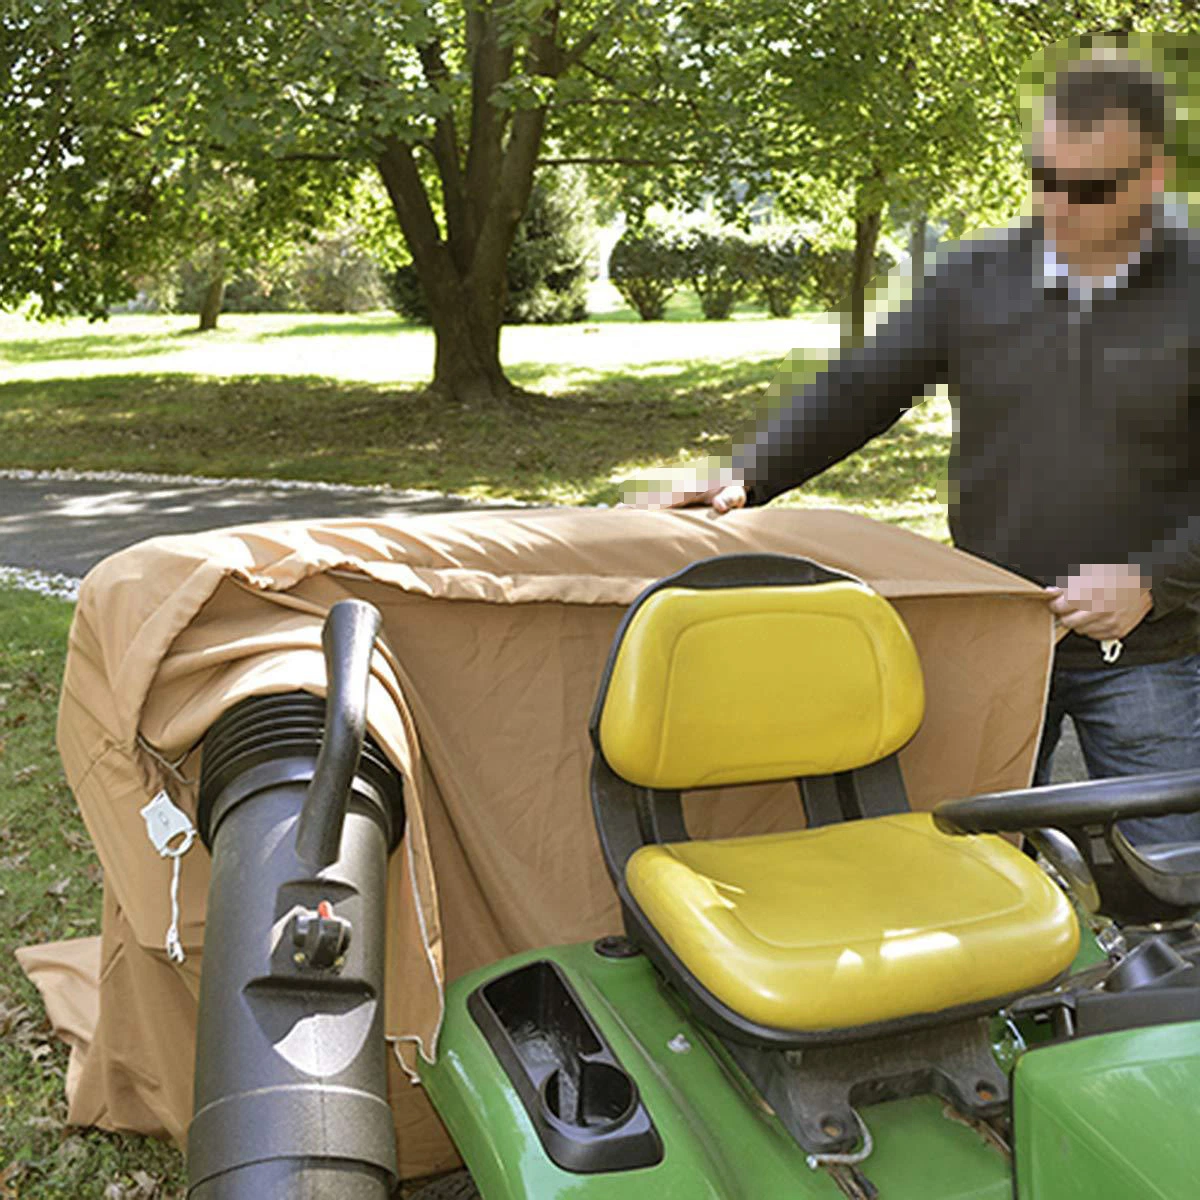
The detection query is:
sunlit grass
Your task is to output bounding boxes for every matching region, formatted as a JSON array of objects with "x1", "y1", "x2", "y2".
[{"x1": 0, "y1": 281, "x2": 947, "y2": 533}]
